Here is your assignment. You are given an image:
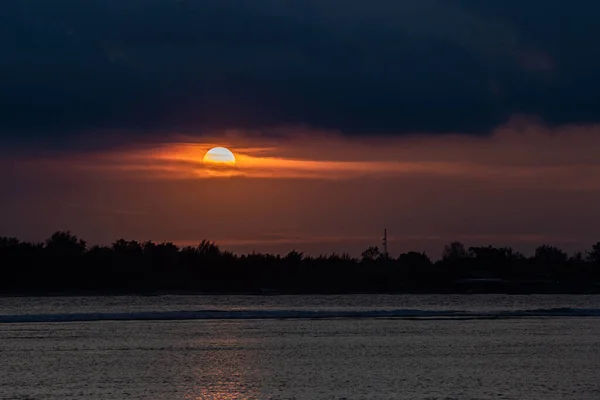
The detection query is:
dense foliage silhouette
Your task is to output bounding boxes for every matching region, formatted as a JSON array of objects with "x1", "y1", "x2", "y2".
[{"x1": 1, "y1": 232, "x2": 599, "y2": 294}]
